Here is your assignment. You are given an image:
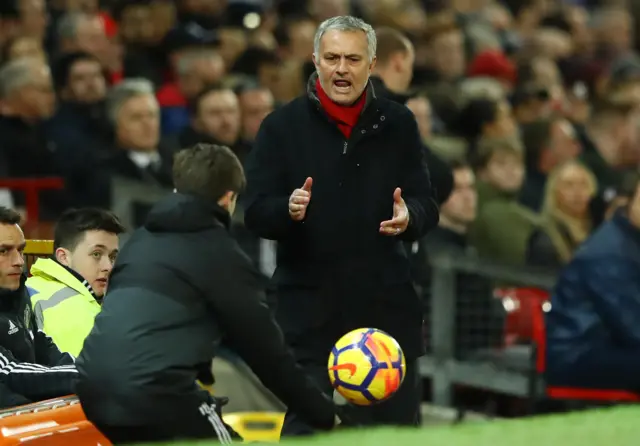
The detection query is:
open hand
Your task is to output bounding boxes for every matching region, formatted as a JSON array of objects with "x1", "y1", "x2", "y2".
[
  {"x1": 289, "y1": 177, "x2": 312, "y2": 221},
  {"x1": 379, "y1": 188, "x2": 409, "y2": 236}
]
